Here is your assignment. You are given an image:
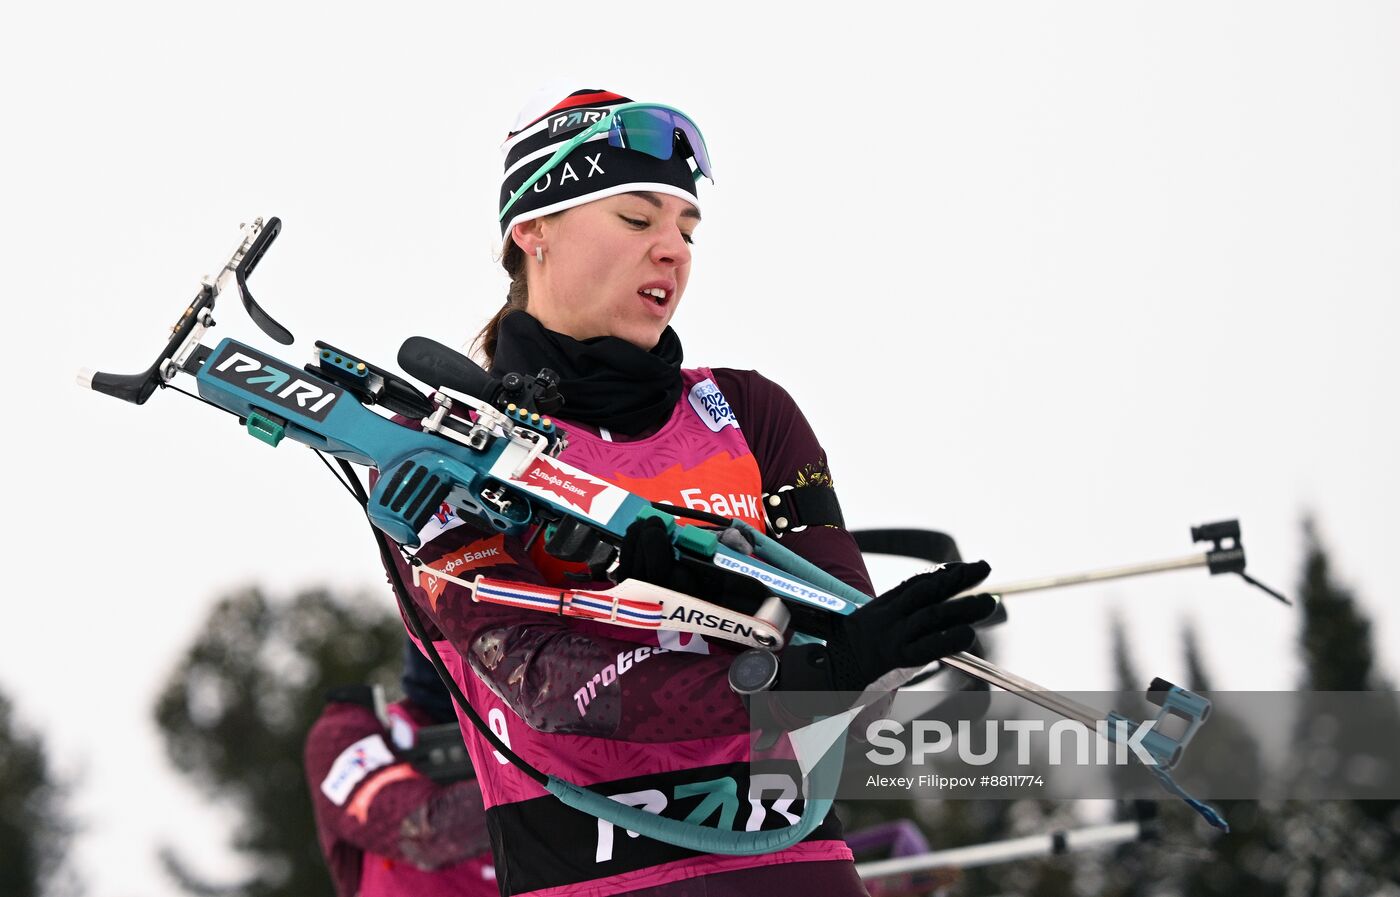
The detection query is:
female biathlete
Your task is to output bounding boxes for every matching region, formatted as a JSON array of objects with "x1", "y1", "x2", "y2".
[{"x1": 388, "y1": 87, "x2": 997, "y2": 897}]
